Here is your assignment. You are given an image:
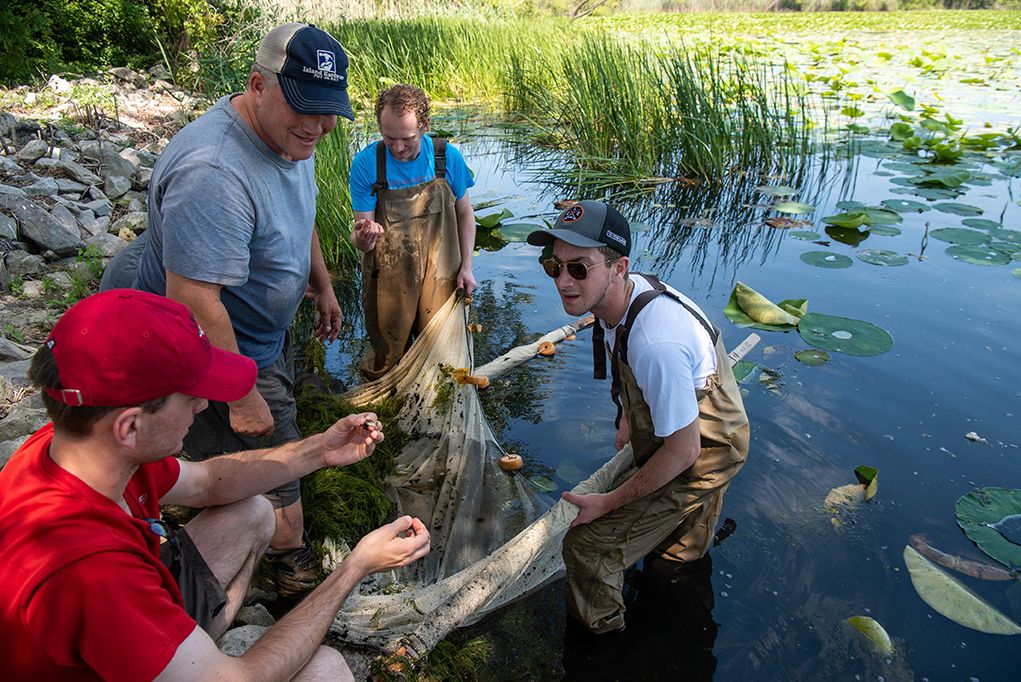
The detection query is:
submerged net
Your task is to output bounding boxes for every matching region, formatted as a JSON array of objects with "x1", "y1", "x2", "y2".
[{"x1": 330, "y1": 292, "x2": 634, "y2": 657}]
